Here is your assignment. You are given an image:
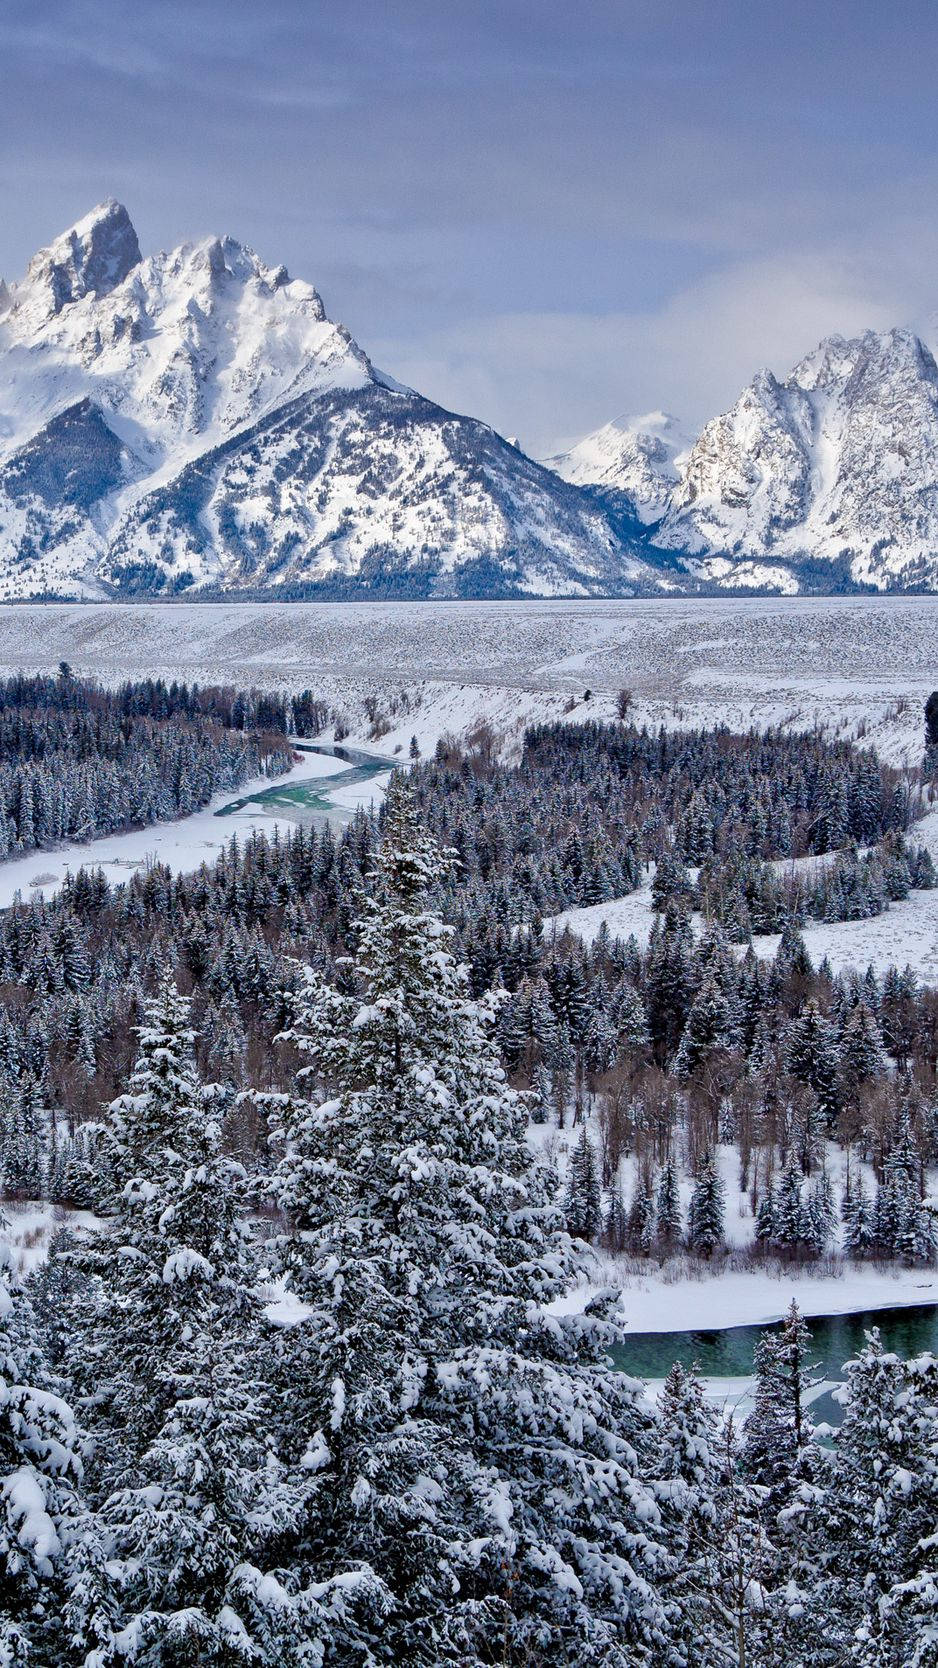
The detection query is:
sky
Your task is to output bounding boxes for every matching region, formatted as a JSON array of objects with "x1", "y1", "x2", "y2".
[{"x1": 3, "y1": 0, "x2": 938, "y2": 454}]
